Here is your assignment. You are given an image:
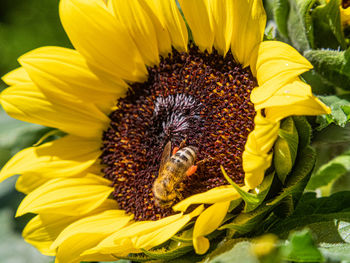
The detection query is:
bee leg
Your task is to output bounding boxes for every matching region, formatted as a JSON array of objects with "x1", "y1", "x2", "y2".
[
  {"x1": 185, "y1": 165, "x2": 198, "y2": 176},
  {"x1": 172, "y1": 146, "x2": 180, "y2": 155},
  {"x1": 176, "y1": 183, "x2": 184, "y2": 199},
  {"x1": 196, "y1": 156, "x2": 215, "y2": 166},
  {"x1": 172, "y1": 136, "x2": 188, "y2": 155},
  {"x1": 179, "y1": 136, "x2": 187, "y2": 149}
]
